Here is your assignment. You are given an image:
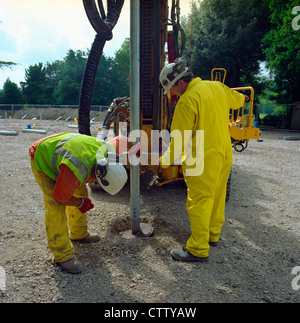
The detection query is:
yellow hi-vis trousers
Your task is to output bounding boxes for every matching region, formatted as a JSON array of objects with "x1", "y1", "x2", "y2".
[
  {"x1": 185, "y1": 149, "x2": 232, "y2": 258},
  {"x1": 31, "y1": 158, "x2": 88, "y2": 263}
]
